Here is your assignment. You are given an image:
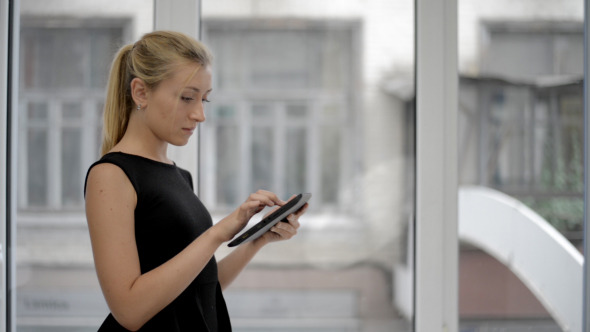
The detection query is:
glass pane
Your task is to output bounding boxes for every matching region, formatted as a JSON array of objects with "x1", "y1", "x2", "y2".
[
  {"x1": 216, "y1": 125, "x2": 240, "y2": 206},
  {"x1": 27, "y1": 128, "x2": 48, "y2": 206},
  {"x1": 27, "y1": 102, "x2": 48, "y2": 121},
  {"x1": 213, "y1": 104, "x2": 236, "y2": 120},
  {"x1": 286, "y1": 104, "x2": 308, "y2": 119},
  {"x1": 61, "y1": 128, "x2": 82, "y2": 207},
  {"x1": 62, "y1": 102, "x2": 82, "y2": 120},
  {"x1": 249, "y1": 31, "x2": 311, "y2": 88},
  {"x1": 285, "y1": 127, "x2": 307, "y2": 196},
  {"x1": 321, "y1": 126, "x2": 340, "y2": 205},
  {"x1": 20, "y1": 27, "x2": 123, "y2": 89},
  {"x1": 322, "y1": 103, "x2": 341, "y2": 121},
  {"x1": 15, "y1": 1, "x2": 154, "y2": 330},
  {"x1": 201, "y1": 1, "x2": 415, "y2": 331},
  {"x1": 206, "y1": 24, "x2": 352, "y2": 91},
  {"x1": 252, "y1": 103, "x2": 274, "y2": 119},
  {"x1": 251, "y1": 128, "x2": 274, "y2": 192},
  {"x1": 458, "y1": 1, "x2": 583, "y2": 331}
]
